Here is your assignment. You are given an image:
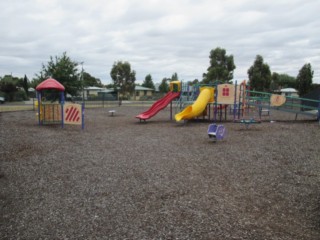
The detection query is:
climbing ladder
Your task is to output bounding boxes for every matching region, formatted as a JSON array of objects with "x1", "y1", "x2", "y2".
[{"x1": 175, "y1": 82, "x2": 198, "y2": 112}]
